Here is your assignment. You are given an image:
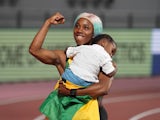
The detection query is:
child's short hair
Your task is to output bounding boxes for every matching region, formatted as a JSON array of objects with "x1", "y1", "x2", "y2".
[{"x1": 91, "y1": 34, "x2": 116, "y2": 45}]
